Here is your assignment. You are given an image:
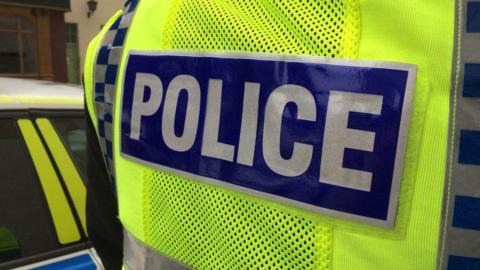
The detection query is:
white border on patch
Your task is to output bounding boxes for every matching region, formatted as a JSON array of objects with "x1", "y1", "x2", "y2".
[{"x1": 119, "y1": 50, "x2": 417, "y2": 228}]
